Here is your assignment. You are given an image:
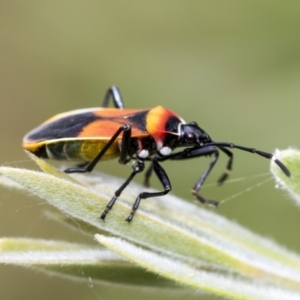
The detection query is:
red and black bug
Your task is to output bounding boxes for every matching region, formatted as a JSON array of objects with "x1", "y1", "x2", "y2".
[{"x1": 23, "y1": 86, "x2": 290, "y2": 221}]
